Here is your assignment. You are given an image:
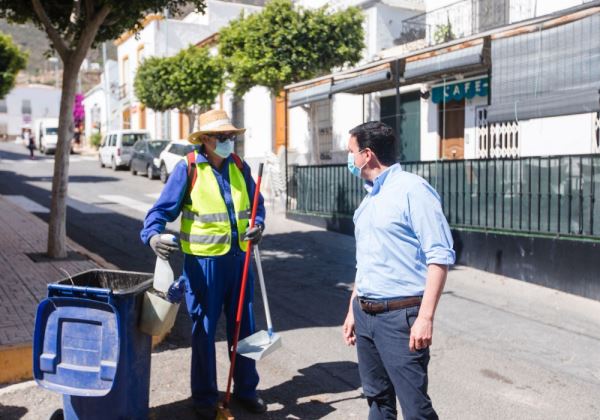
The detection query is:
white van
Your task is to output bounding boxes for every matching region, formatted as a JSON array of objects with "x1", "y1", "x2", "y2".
[
  {"x1": 99, "y1": 129, "x2": 151, "y2": 170},
  {"x1": 34, "y1": 118, "x2": 59, "y2": 154}
]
